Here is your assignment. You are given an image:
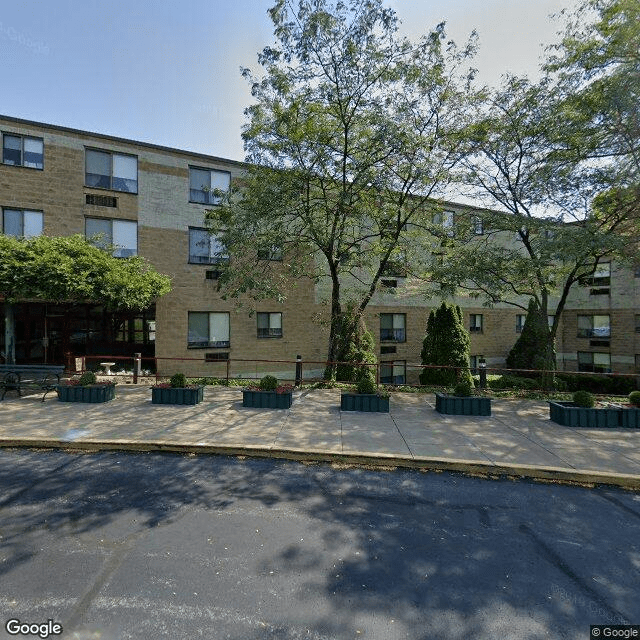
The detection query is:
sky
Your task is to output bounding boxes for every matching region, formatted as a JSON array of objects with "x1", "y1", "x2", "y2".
[{"x1": 0, "y1": 0, "x2": 579, "y2": 163}]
